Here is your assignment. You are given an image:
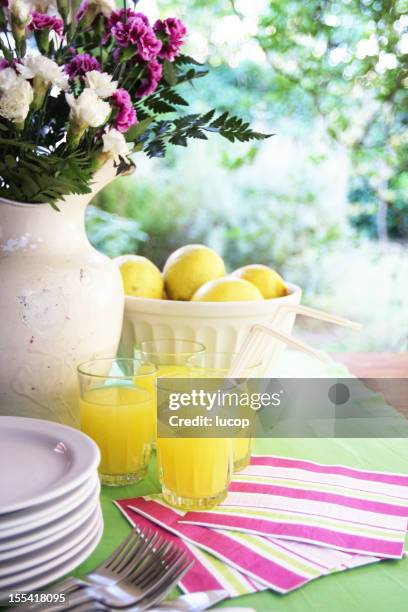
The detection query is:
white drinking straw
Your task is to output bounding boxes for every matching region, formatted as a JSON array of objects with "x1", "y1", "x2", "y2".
[
  {"x1": 272, "y1": 303, "x2": 362, "y2": 330},
  {"x1": 228, "y1": 306, "x2": 361, "y2": 378}
]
